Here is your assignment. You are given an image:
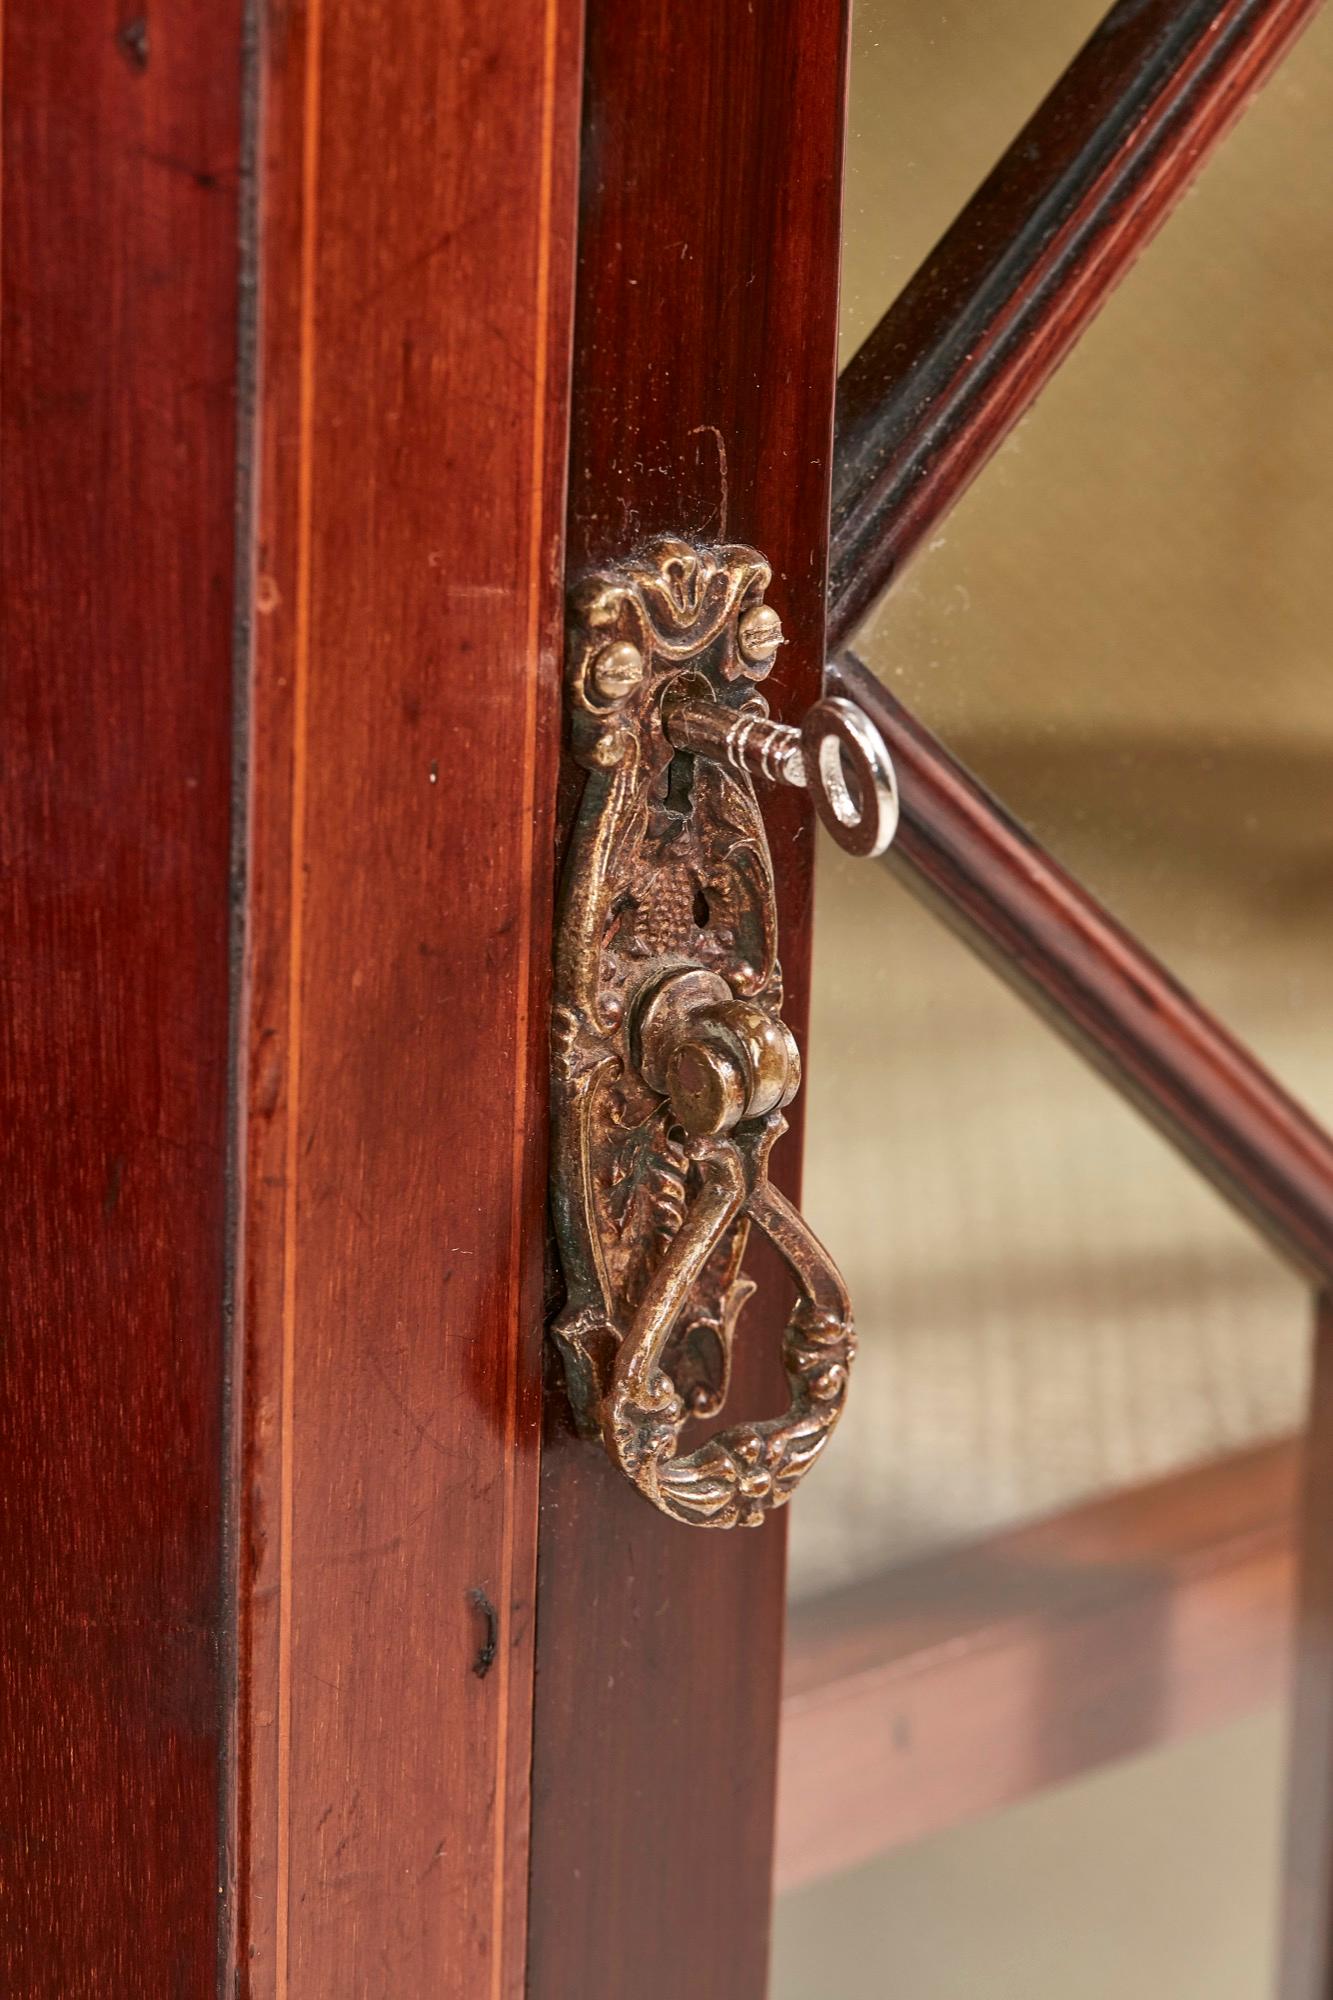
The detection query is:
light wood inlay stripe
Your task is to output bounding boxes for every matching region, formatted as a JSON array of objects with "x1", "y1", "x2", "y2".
[
  {"x1": 492, "y1": 2, "x2": 565, "y2": 1991},
  {"x1": 274, "y1": 1, "x2": 323, "y2": 1989}
]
